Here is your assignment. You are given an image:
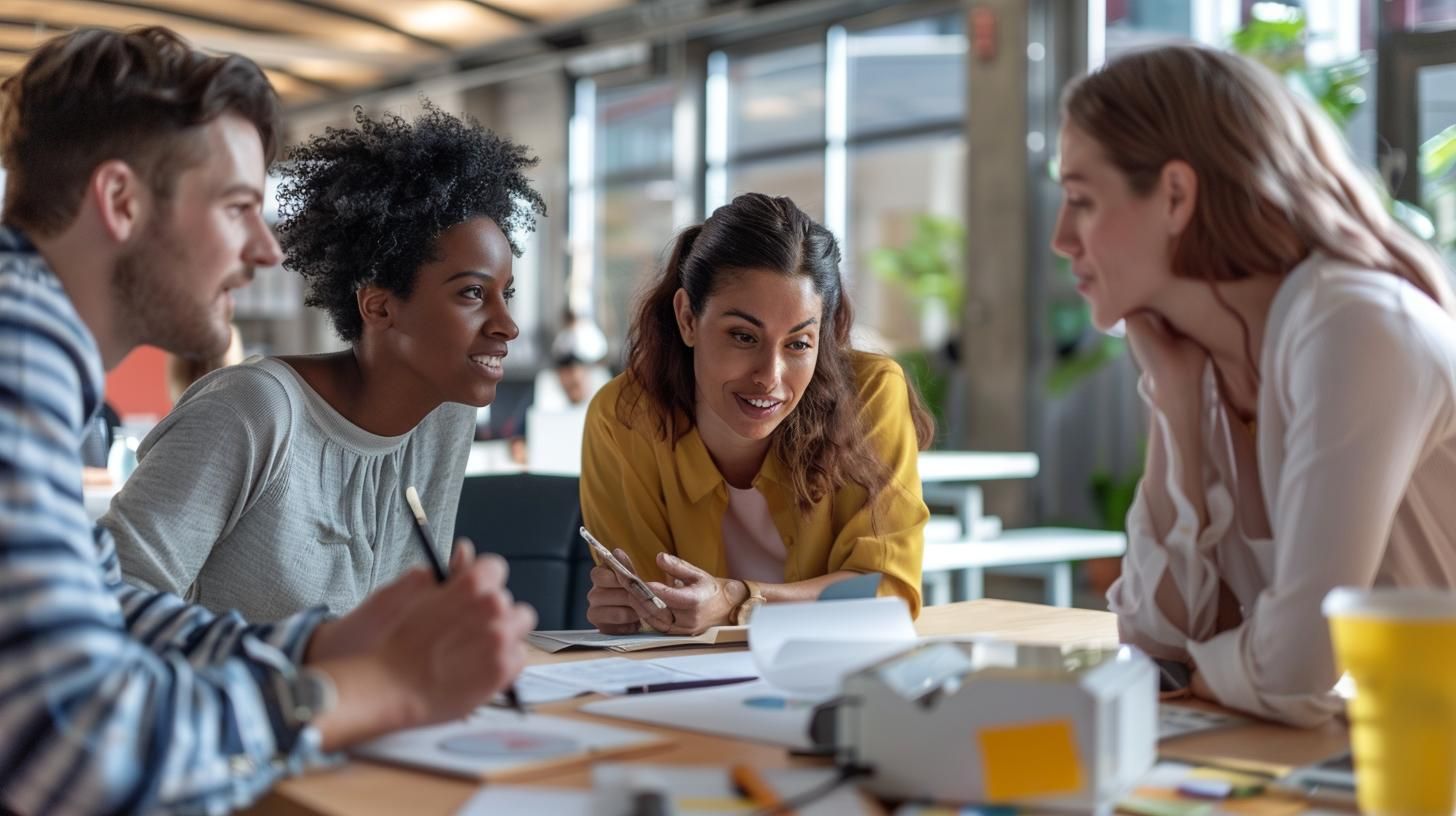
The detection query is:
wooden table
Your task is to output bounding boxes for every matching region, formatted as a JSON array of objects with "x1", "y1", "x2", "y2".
[{"x1": 250, "y1": 600, "x2": 1350, "y2": 816}]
